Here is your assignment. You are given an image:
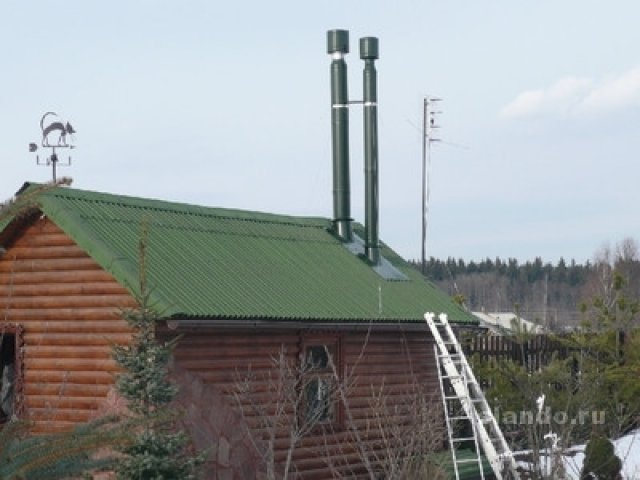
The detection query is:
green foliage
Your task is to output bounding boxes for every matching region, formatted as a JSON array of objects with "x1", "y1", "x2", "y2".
[
  {"x1": 116, "y1": 429, "x2": 200, "y2": 480},
  {"x1": 112, "y1": 301, "x2": 178, "y2": 417},
  {"x1": 470, "y1": 271, "x2": 640, "y2": 478},
  {"x1": 452, "y1": 293, "x2": 466, "y2": 307},
  {"x1": 581, "y1": 435, "x2": 622, "y2": 480},
  {"x1": 417, "y1": 255, "x2": 589, "y2": 286},
  {"x1": 0, "y1": 416, "x2": 131, "y2": 480},
  {"x1": 112, "y1": 226, "x2": 202, "y2": 479}
]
